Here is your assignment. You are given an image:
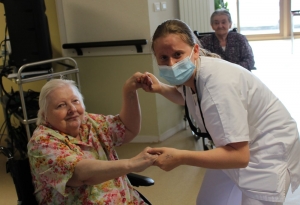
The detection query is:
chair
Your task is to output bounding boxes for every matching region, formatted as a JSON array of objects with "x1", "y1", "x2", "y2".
[{"x1": 0, "y1": 146, "x2": 154, "y2": 205}]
